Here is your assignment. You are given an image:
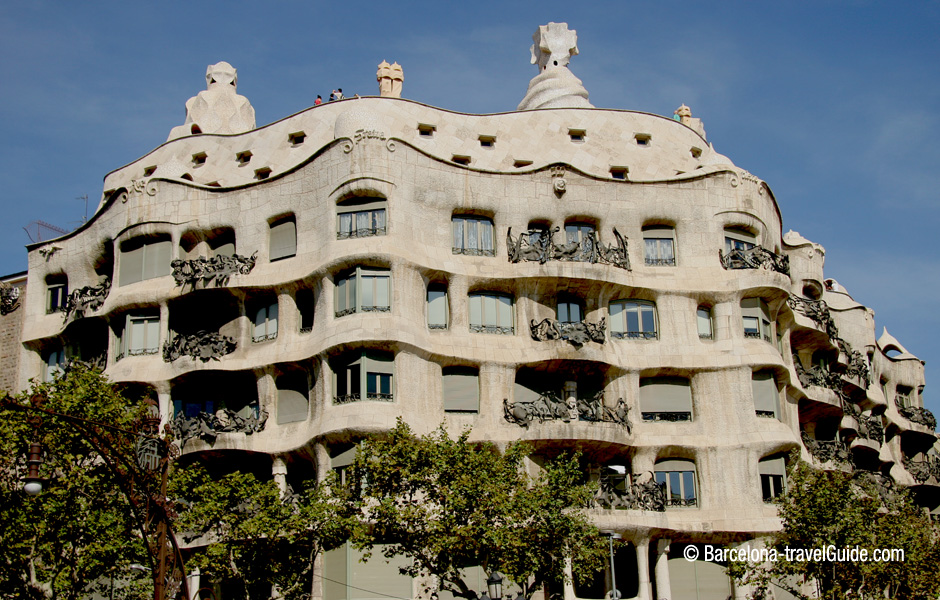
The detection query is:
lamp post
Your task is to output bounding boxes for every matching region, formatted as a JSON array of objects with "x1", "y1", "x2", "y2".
[
  {"x1": 601, "y1": 531, "x2": 622, "y2": 600},
  {"x1": 4, "y1": 391, "x2": 188, "y2": 600}
]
